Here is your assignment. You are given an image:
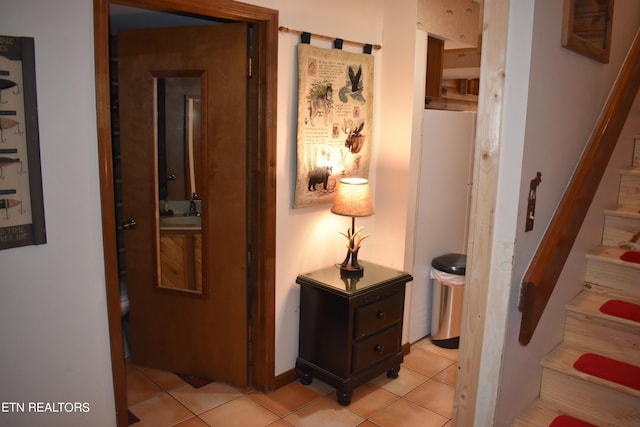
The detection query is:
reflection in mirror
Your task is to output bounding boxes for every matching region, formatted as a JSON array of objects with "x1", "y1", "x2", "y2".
[
  {"x1": 185, "y1": 96, "x2": 201, "y2": 197},
  {"x1": 156, "y1": 75, "x2": 204, "y2": 293},
  {"x1": 159, "y1": 231, "x2": 202, "y2": 293},
  {"x1": 157, "y1": 77, "x2": 202, "y2": 201}
]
